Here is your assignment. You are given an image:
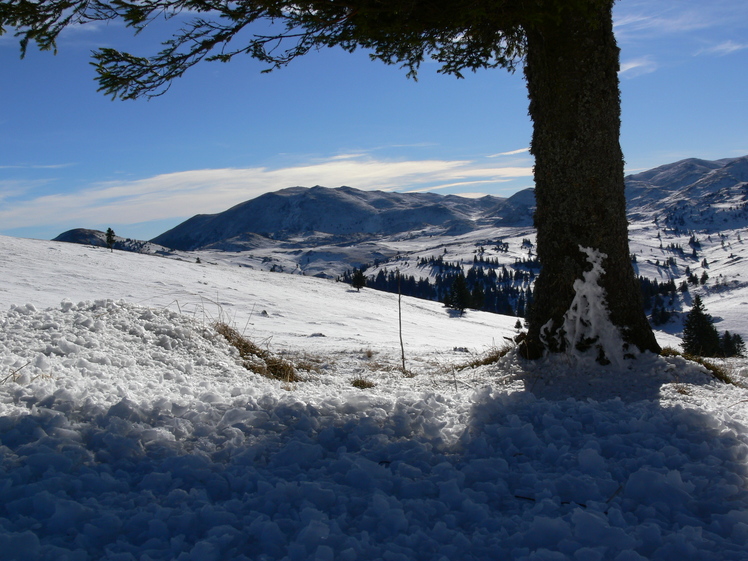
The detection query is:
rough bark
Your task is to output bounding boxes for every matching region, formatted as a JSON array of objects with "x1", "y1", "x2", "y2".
[{"x1": 522, "y1": 1, "x2": 660, "y2": 359}]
